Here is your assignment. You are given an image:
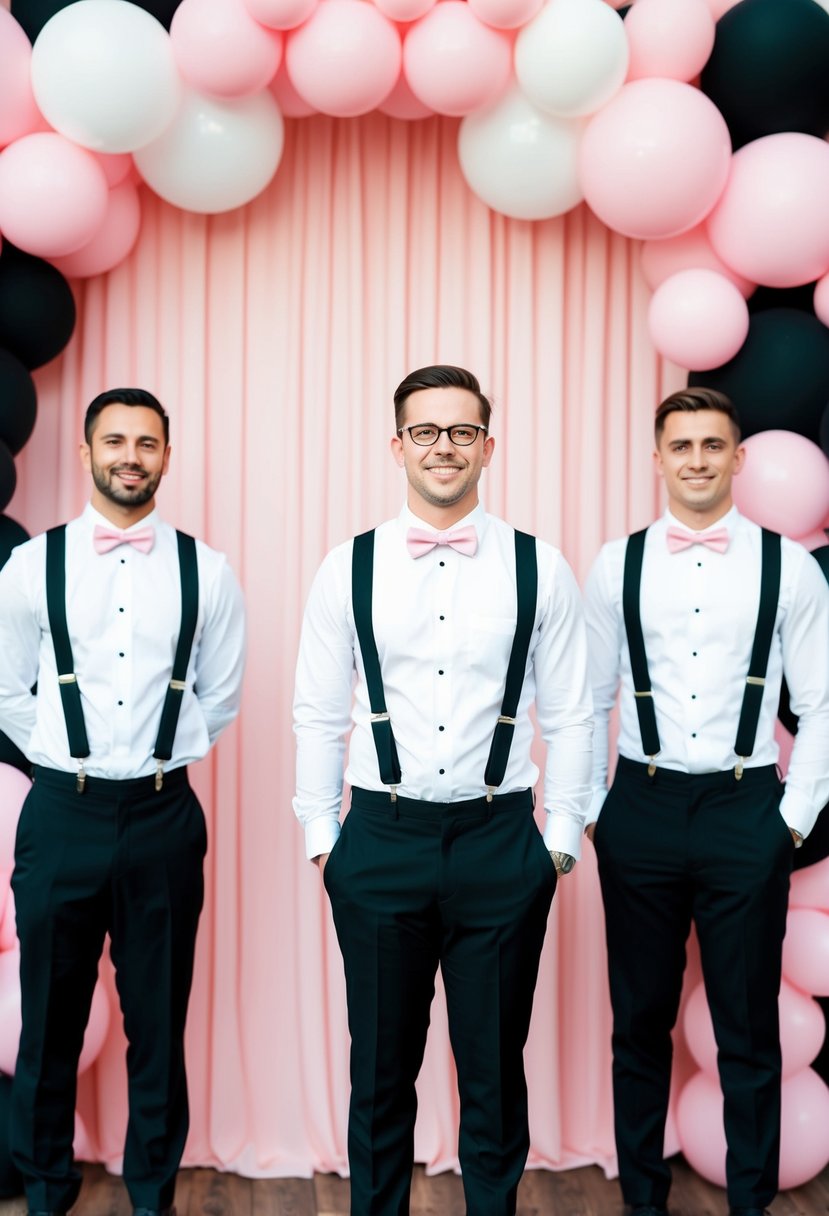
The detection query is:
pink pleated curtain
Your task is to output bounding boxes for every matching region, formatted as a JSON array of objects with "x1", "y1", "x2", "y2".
[{"x1": 12, "y1": 114, "x2": 685, "y2": 1178}]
